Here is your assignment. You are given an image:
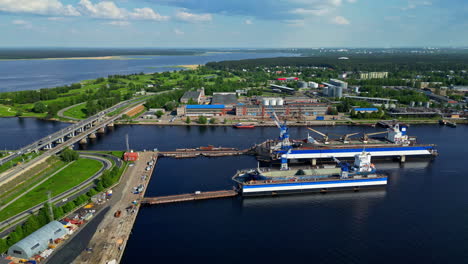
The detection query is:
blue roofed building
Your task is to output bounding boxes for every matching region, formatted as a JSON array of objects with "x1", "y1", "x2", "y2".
[{"x1": 353, "y1": 107, "x2": 379, "y2": 113}]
